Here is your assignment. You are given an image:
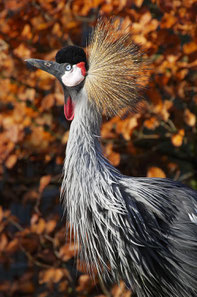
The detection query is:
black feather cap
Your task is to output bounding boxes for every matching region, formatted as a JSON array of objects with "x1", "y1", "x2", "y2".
[{"x1": 55, "y1": 45, "x2": 88, "y2": 69}]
